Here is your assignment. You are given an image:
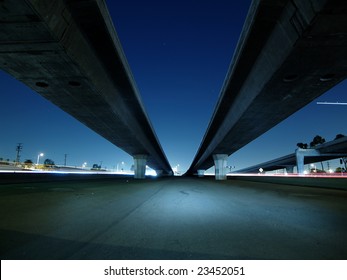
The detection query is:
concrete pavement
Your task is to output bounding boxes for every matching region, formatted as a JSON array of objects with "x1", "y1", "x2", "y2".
[{"x1": 1, "y1": 177, "x2": 347, "y2": 259}]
